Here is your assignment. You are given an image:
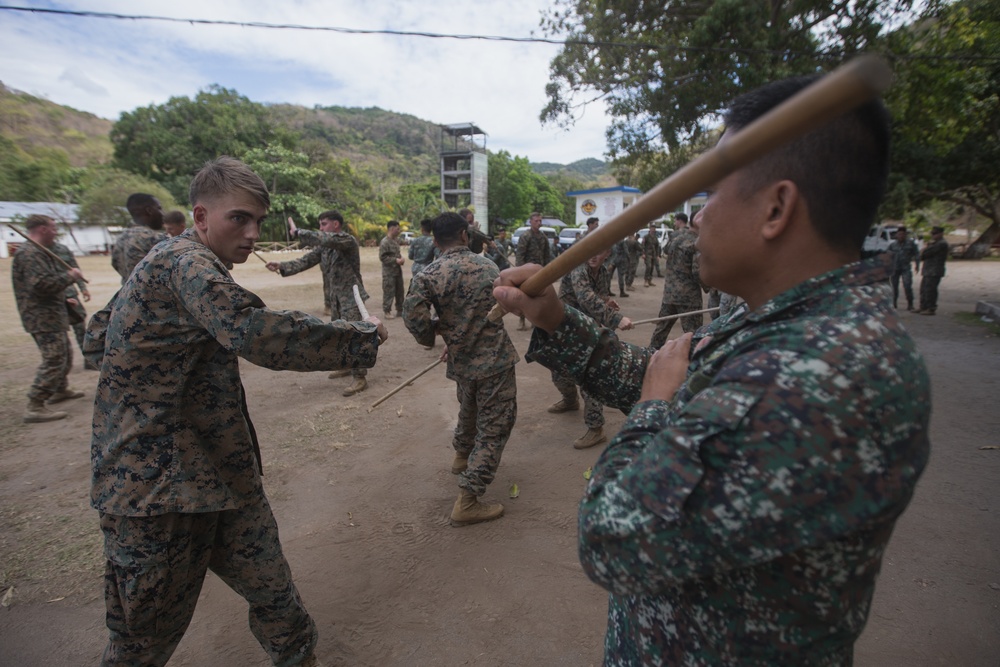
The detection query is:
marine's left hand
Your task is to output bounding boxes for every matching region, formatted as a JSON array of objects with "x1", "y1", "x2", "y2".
[{"x1": 639, "y1": 333, "x2": 692, "y2": 403}]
